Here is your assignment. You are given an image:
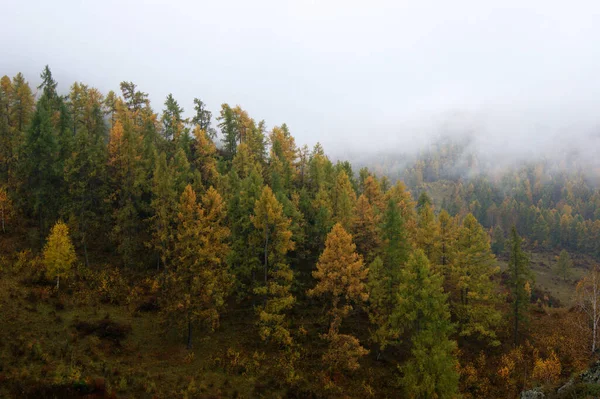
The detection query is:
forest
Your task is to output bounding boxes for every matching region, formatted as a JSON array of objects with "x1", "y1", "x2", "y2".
[{"x1": 1, "y1": 66, "x2": 600, "y2": 398}]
